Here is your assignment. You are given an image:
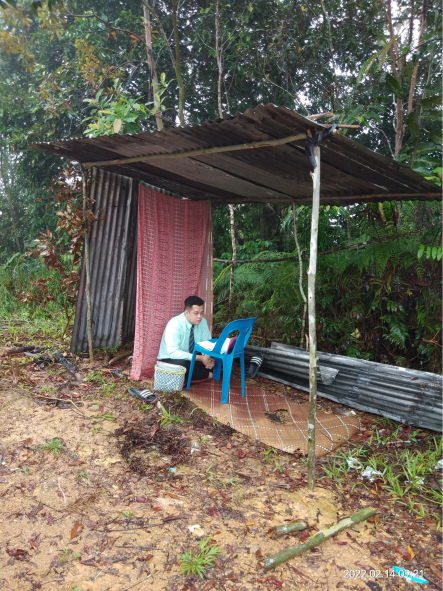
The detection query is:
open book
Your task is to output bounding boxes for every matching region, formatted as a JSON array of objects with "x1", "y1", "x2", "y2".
[{"x1": 197, "y1": 337, "x2": 236, "y2": 354}]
